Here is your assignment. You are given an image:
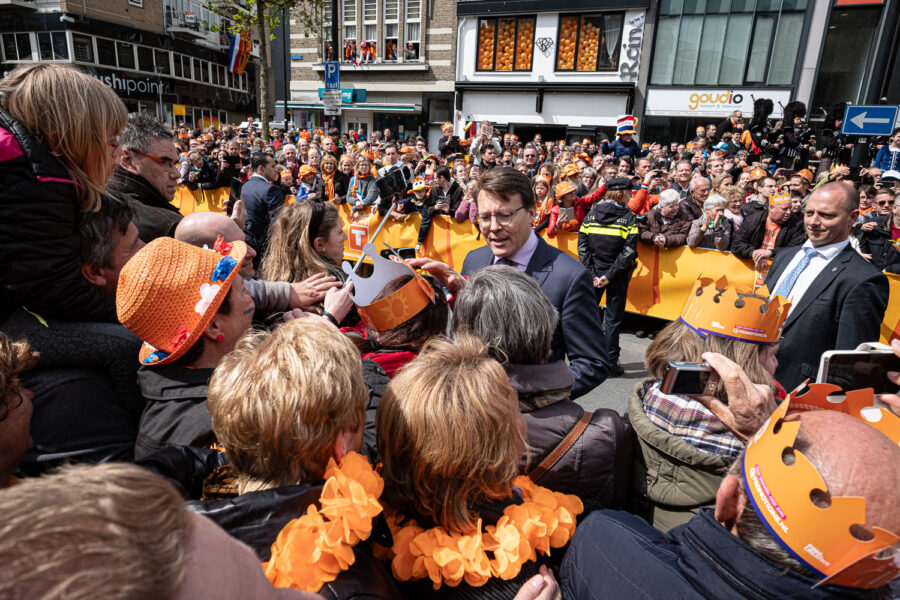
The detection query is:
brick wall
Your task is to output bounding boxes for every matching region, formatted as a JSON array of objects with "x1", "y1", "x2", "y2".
[{"x1": 288, "y1": 0, "x2": 455, "y2": 91}]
